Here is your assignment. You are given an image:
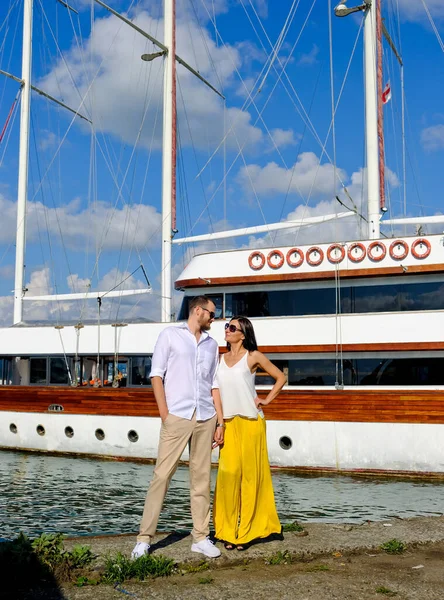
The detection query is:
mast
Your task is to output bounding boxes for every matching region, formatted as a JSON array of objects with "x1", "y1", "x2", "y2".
[
  {"x1": 161, "y1": 0, "x2": 177, "y2": 322},
  {"x1": 14, "y1": 0, "x2": 33, "y2": 324},
  {"x1": 376, "y1": 0, "x2": 386, "y2": 212},
  {"x1": 364, "y1": 0, "x2": 380, "y2": 239}
]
